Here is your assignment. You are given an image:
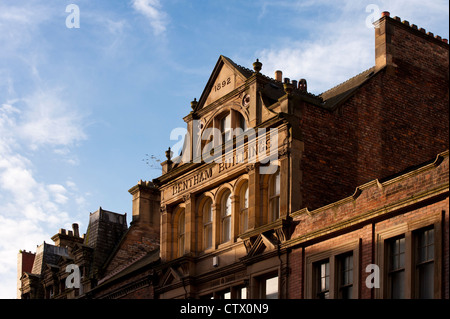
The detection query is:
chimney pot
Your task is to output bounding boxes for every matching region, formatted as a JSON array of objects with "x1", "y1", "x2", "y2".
[
  {"x1": 275, "y1": 70, "x2": 282, "y2": 82},
  {"x1": 381, "y1": 11, "x2": 390, "y2": 17},
  {"x1": 72, "y1": 223, "x2": 80, "y2": 237},
  {"x1": 298, "y1": 79, "x2": 307, "y2": 92}
]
